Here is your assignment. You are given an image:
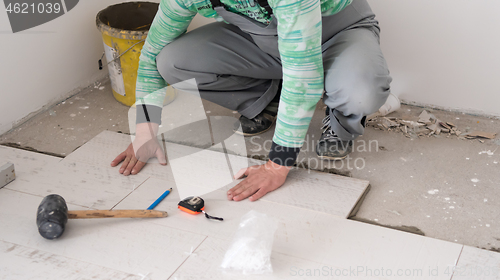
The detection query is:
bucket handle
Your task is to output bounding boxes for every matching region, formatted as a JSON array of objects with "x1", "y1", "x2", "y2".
[{"x1": 98, "y1": 39, "x2": 146, "y2": 70}]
